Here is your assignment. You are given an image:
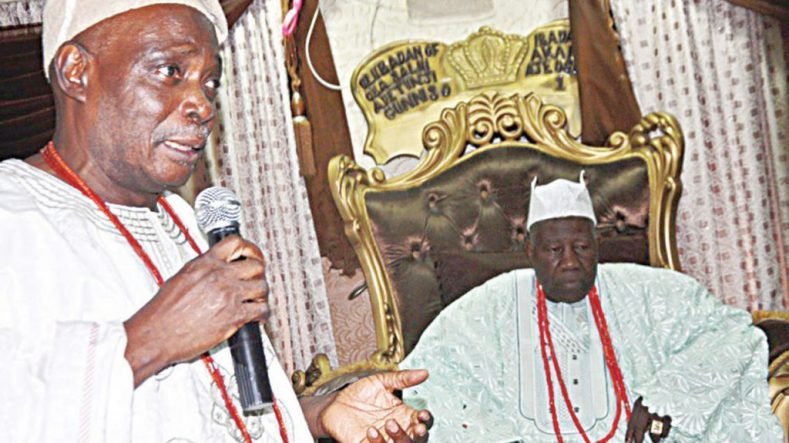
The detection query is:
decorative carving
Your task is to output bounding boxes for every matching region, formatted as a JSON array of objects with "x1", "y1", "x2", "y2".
[
  {"x1": 292, "y1": 353, "x2": 397, "y2": 397},
  {"x1": 351, "y1": 21, "x2": 580, "y2": 164},
  {"x1": 291, "y1": 353, "x2": 331, "y2": 395},
  {"x1": 446, "y1": 27, "x2": 529, "y2": 88}
]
